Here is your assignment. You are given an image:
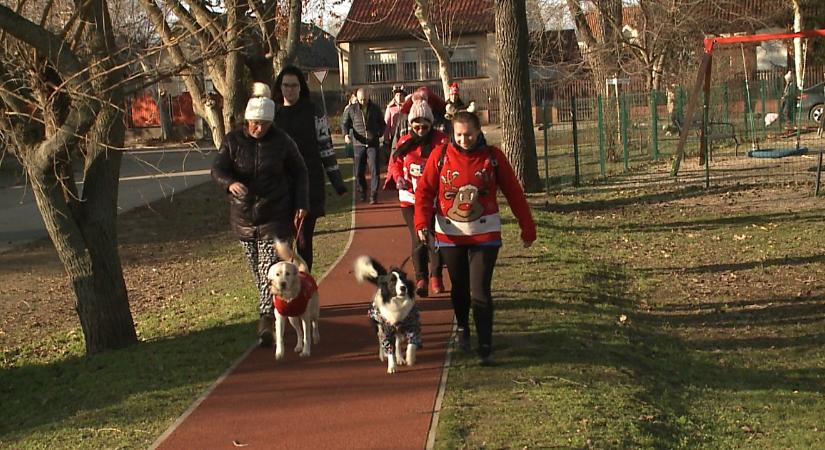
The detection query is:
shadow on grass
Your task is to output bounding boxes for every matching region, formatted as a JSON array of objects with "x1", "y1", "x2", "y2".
[{"x1": 0, "y1": 321, "x2": 253, "y2": 442}]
